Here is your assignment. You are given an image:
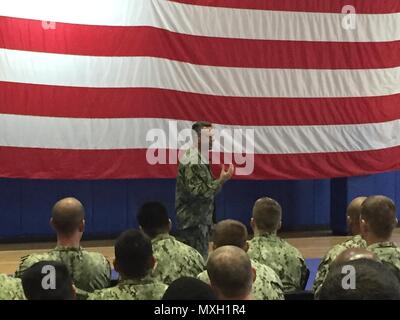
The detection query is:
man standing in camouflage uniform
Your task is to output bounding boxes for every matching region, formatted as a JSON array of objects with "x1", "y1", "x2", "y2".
[
  {"x1": 313, "y1": 196, "x2": 367, "y2": 296},
  {"x1": 0, "y1": 274, "x2": 25, "y2": 300},
  {"x1": 137, "y1": 202, "x2": 205, "y2": 284},
  {"x1": 197, "y1": 219, "x2": 284, "y2": 300},
  {"x1": 176, "y1": 121, "x2": 233, "y2": 258},
  {"x1": 360, "y1": 195, "x2": 400, "y2": 276},
  {"x1": 248, "y1": 197, "x2": 307, "y2": 292},
  {"x1": 15, "y1": 197, "x2": 111, "y2": 295},
  {"x1": 88, "y1": 230, "x2": 167, "y2": 300}
]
